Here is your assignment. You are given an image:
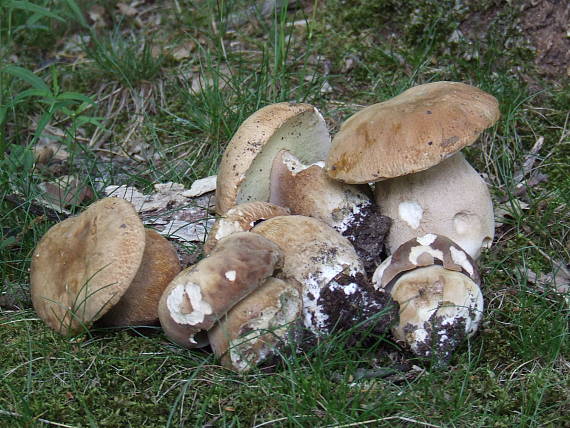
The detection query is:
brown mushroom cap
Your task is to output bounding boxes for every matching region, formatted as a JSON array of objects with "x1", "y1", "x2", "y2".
[
  {"x1": 208, "y1": 277, "x2": 303, "y2": 372},
  {"x1": 373, "y1": 233, "x2": 481, "y2": 290},
  {"x1": 374, "y1": 153, "x2": 494, "y2": 259},
  {"x1": 31, "y1": 198, "x2": 146, "y2": 335},
  {"x1": 325, "y1": 81, "x2": 500, "y2": 184},
  {"x1": 98, "y1": 229, "x2": 182, "y2": 327},
  {"x1": 204, "y1": 201, "x2": 290, "y2": 255},
  {"x1": 158, "y1": 232, "x2": 283, "y2": 348},
  {"x1": 251, "y1": 215, "x2": 372, "y2": 336},
  {"x1": 216, "y1": 102, "x2": 330, "y2": 214}
]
